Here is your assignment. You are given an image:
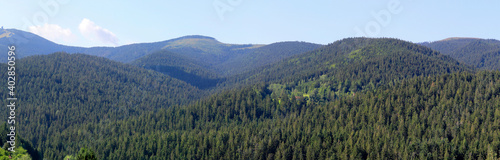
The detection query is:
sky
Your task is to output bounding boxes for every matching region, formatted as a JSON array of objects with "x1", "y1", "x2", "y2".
[{"x1": 1, "y1": 0, "x2": 499, "y2": 47}]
